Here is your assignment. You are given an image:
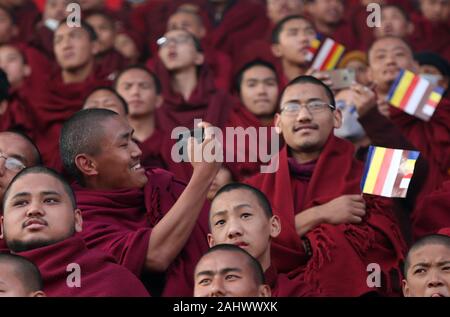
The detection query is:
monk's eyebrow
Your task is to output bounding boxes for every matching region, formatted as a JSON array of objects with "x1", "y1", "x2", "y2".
[
  {"x1": 412, "y1": 262, "x2": 430, "y2": 269},
  {"x1": 116, "y1": 129, "x2": 134, "y2": 141},
  {"x1": 283, "y1": 97, "x2": 324, "y2": 104},
  {"x1": 196, "y1": 270, "x2": 215, "y2": 278},
  {"x1": 438, "y1": 261, "x2": 450, "y2": 266},
  {"x1": 42, "y1": 191, "x2": 61, "y2": 197},
  {"x1": 10, "y1": 192, "x2": 30, "y2": 200},
  {"x1": 220, "y1": 268, "x2": 242, "y2": 275},
  {"x1": 211, "y1": 210, "x2": 227, "y2": 218},
  {"x1": 234, "y1": 203, "x2": 252, "y2": 211}
]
